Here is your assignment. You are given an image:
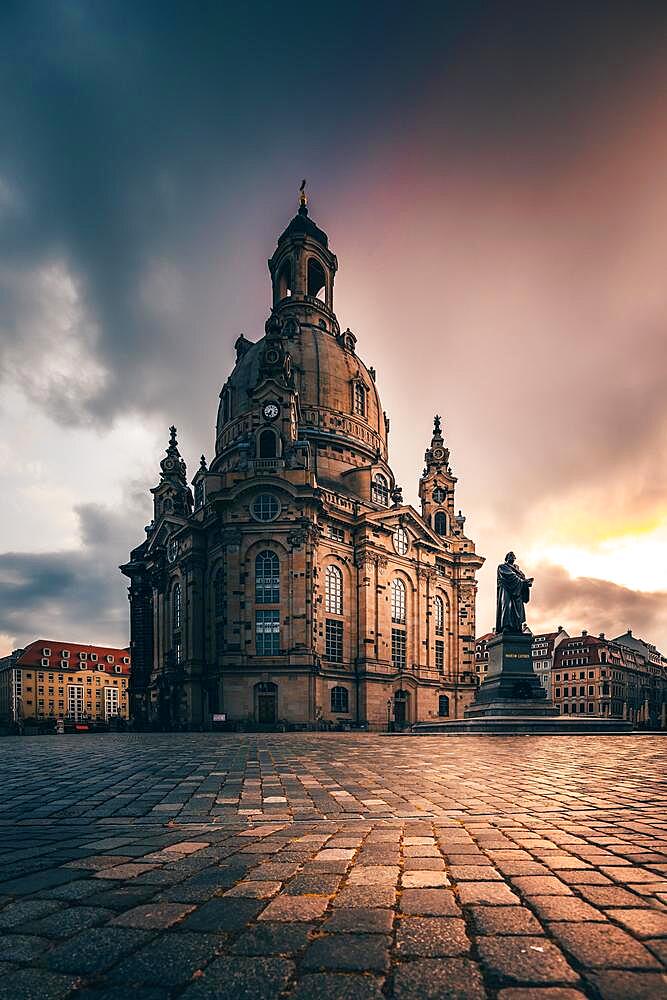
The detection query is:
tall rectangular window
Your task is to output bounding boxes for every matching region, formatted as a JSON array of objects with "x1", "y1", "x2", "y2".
[
  {"x1": 67, "y1": 685, "x2": 84, "y2": 720},
  {"x1": 435, "y1": 640, "x2": 445, "y2": 673},
  {"x1": 325, "y1": 620, "x2": 344, "y2": 662},
  {"x1": 392, "y1": 628, "x2": 406, "y2": 670},
  {"x1": 104, "y1": 686, "x2": 119, "y2": 720},
  {"x1": 353, "y1": 381, "x2": 366, "y2": 416},
  {"x1": 256, "y1": 610, "x2": 280, "y2": 656}
]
